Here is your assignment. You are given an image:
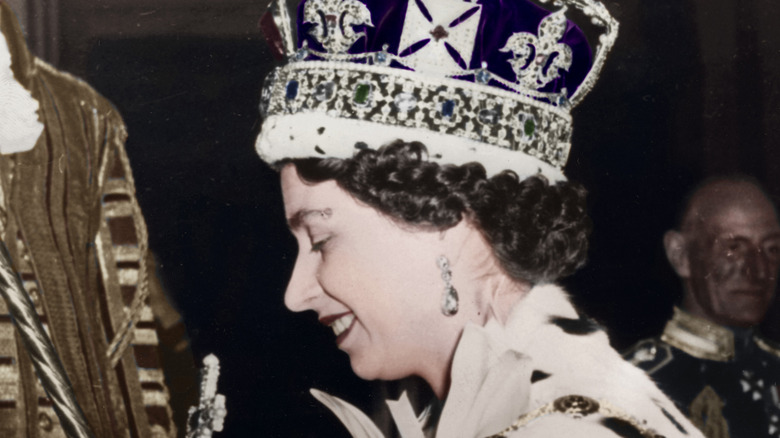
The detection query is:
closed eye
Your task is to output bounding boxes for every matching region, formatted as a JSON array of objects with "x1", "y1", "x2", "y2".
[{"x1": 311, "y1": 237, "x2": 331, "y2": 253}]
